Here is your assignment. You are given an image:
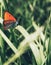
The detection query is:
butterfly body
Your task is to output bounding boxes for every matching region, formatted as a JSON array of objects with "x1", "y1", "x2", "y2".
[{"x1": 3, "y1": 12, "x2": 18, "y2": 30}]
